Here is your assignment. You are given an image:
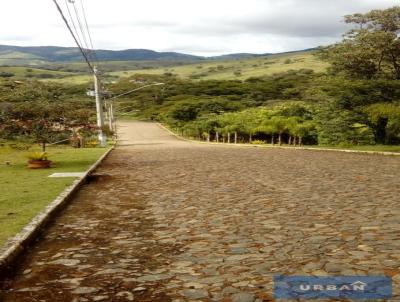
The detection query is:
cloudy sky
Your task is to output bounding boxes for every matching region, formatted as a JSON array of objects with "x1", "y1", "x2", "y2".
[{"x1": 0, "y1": 0, "x2": 398, "y2": 56}]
